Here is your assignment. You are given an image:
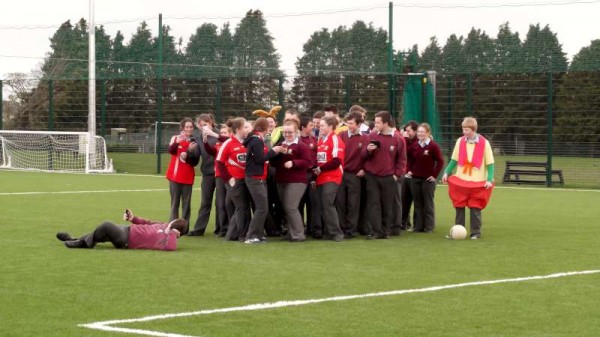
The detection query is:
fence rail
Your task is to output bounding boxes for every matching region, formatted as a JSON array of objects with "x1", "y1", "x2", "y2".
[{"x1": 2, "y1": 72, "x2": 599, "y2": 188}]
